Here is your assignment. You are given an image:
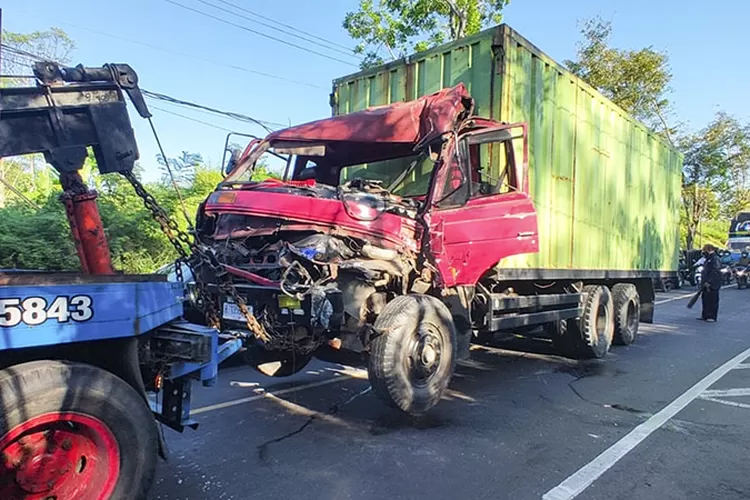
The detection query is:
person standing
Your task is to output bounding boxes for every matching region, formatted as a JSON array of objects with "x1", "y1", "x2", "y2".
[{"x1": 699, "y1": 244, "x2": 722, "y2": 322}]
